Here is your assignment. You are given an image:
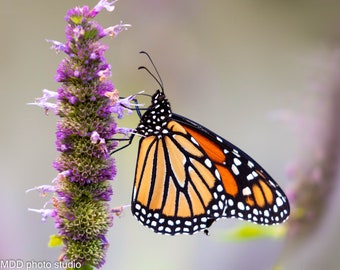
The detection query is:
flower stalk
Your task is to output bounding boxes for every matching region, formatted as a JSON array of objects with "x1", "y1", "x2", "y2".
[{"x1": 28, "y1": 1, "x2": 131, "y2": 268}]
